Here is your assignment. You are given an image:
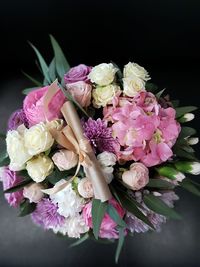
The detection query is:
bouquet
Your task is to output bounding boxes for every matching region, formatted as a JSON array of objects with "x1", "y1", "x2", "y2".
[{"x1": 1, "y1": 36, "x2": 200, "y2": 263}]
